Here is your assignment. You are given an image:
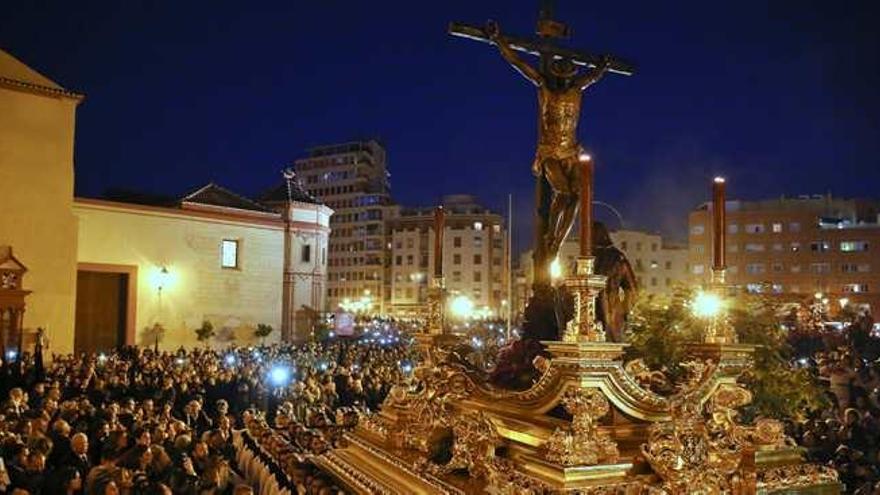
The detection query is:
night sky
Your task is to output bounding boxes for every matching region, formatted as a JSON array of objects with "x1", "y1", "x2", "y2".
[{"x1": 3, "y1": 0, "x2": 878, "y2": 252}]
